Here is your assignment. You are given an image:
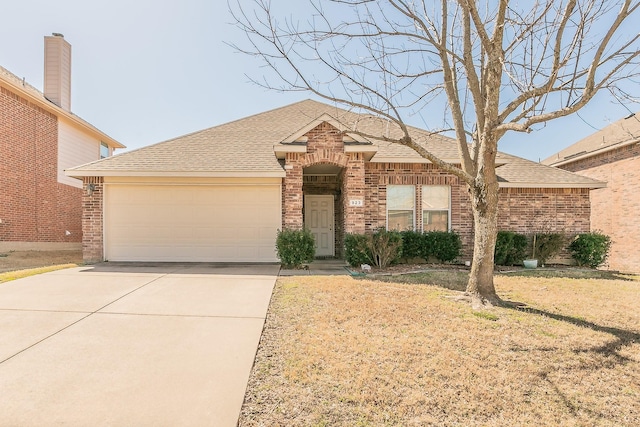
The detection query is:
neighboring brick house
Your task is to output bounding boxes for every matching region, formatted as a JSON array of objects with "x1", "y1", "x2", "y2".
[
  {"x1": 67, "y1": 100, "x2": 602, "y2": 264},
  {"x1": 542, "y1": 113, "x2": 640, "y2": 272},
  {"x1": 0, "y1": 34, "x2": 124, "y2": 251}
]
